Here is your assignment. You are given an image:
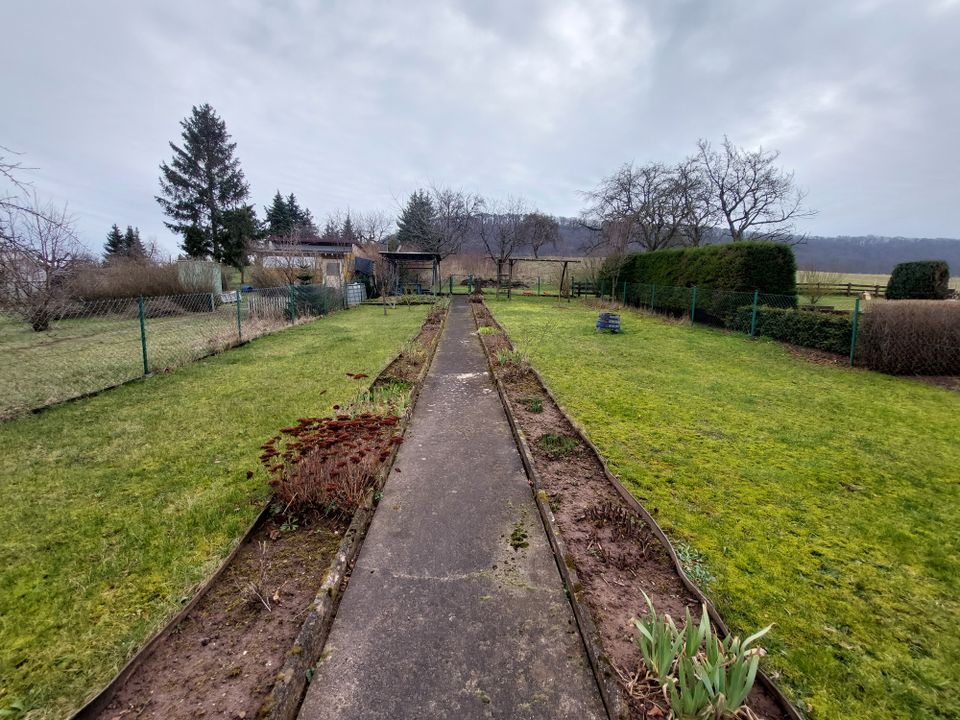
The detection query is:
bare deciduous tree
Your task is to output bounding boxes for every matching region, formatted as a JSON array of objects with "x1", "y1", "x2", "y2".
[
  {"x1": 356, "y1": 210, "x2": 392, "y2": 245},
  {"x1": 520, "y1": 211, "x2": 560, "y2": 258},
  {"x1": 0, "y1": 196, "x2": 86, "y2": 331},
  {"x1": 477, "y1": 197, "x2": 528, "y2": 299},
  {"x1": 672, "y1": 156, "x2": 715, "y2": 247},
  {"x1": 372, "y1": 251, "x2": 401, "y2": 315},
  {"x1": 428, "y1": 186, "x2": 482, "y2": 259},
  {"x1": 696, "y1": 136, "x2": 815, "y2": 243}
]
